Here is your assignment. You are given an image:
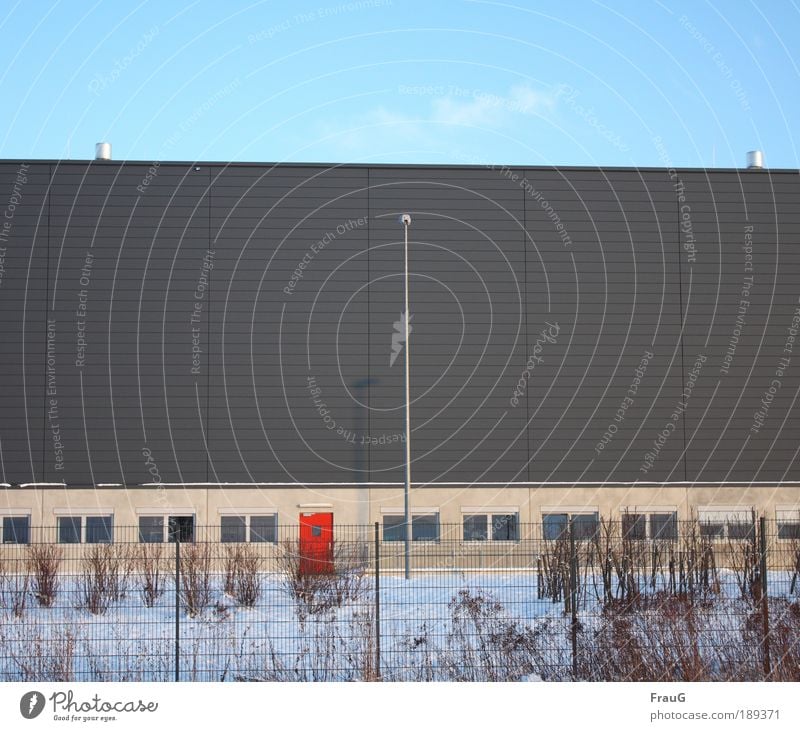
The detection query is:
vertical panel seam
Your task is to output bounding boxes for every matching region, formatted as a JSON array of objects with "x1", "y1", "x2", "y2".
[
  {"x1": 43, "y1": 163, "x2": 51, "y2": 484},
  {"x1": 367, "y1": 167, "x2": 371, "y2": 481},
  {"x1": 206, "y1": 167, "x2": 211, "y2": 483},
  {"x1": 523, "y1": 170, "x2": 531, "y2": 483},
  {"x1": 676, "y1": 178, "x2": 688, "y2": 482}
]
